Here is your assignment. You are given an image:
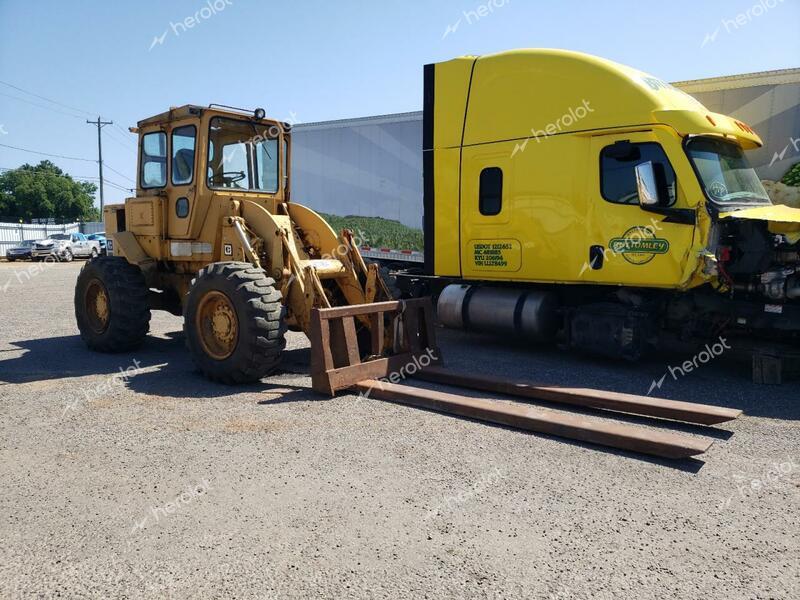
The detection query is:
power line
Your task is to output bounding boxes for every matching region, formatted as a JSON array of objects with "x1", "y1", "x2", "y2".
[
  {"x1": 0, "y1": 142, "x2": 95, "y2": 162},
  {"x1": 113, "y1": 122, "x2": 136, "y2": 140},
  {"x1": 106, "y1": 125, "x2": 136, "y2": 146},
  {"x1": 103, "y1": 131, "x2": 137, "y2": 154},
  {"x1": 0, "y1": 91, "x2": 86, "y2": 120},
  {"x1": 0, "y1": 79, "x2": 97, "y2": 118},
  {"x1": 1, "y1": 167, "x2": 93, "y2": 177},
  {"x1": 0, "y1": 167, "x2": 132, "y2": 193},
  {"x1": 103, "y1": 163, "x2": 135, "y2": 184}
]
